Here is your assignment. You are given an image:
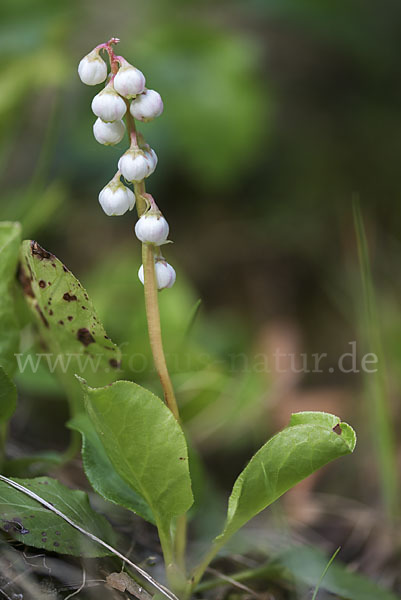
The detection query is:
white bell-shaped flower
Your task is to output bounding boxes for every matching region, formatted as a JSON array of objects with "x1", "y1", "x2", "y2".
[
  {"x1": 138, "y1": 260, "x2": 176, "y2": 290},
  {"x1": 144, "y1": 148, "x2": 158, "y2": 175},
  {"x1": 78, "y1": 49, "x2": 108, "y2": 85},
  {"x1": 118, "y1": 148, "x2": 157, "y2": 182},
  {"x1": 98, "y1": 177, "x2": 135, "y2": 216},
  {"x1": 91, "y1": 82, "x2": 127, "y2": 122},
  {"x1": 135, "y1": 213, "x2": 169, "y2": 245},
  {"x1": 114, "y1": 59, "x2": 146, "y2": 98},
  {"x1": 130, "y1": 89, "x2": 164, "y2": 122},
  {"x1": 93, "y1": 118, "x2": 125, "y2": 145}
]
